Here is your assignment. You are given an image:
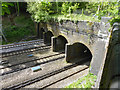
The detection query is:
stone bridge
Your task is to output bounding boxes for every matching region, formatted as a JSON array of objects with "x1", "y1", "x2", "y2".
[{"x1": 38, "y1": 20, "x2": 111, "y2": 76}]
